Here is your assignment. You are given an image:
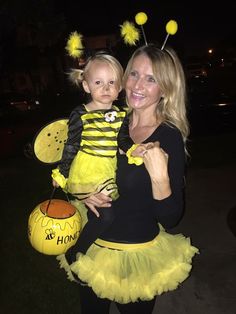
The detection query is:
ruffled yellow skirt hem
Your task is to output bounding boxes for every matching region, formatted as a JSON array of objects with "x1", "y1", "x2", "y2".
[
  {"x1": 66, "y1": 151, "x2": 118, "y2": 200},
  {"x1": 57, "y1": 228, "x2": 199, "y2": 304}
]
